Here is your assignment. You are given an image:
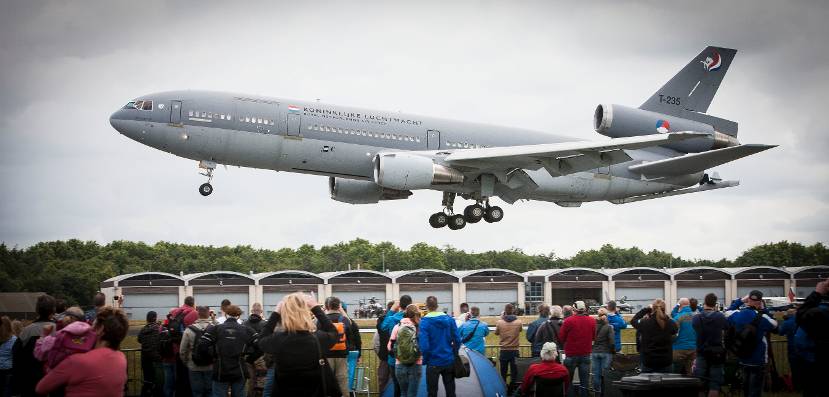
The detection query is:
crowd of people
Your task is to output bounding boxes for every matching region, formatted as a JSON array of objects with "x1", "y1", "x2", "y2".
[{"x1": 0, "y1": 278, "x2": 826, "y2": 397}]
